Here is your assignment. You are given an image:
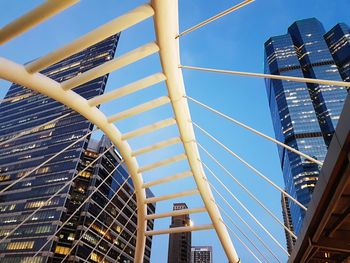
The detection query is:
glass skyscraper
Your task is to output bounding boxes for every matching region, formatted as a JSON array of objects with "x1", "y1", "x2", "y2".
[
  {"x1": 264, "y1": 18, "x2": 348, "y2": 238},
  {"x1": 325, "y1": 23, "x2": 350, "y2": 83},
  {"x1": 0, "y1": 34, "x2": 156, "y2": 262},
  {"x1": 63, "y1": 136, "x2": 155, "y2": 263}
]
